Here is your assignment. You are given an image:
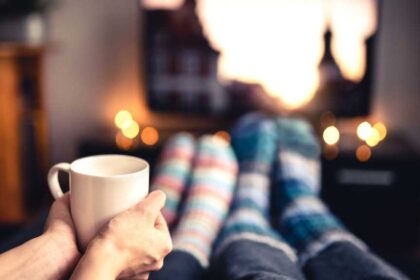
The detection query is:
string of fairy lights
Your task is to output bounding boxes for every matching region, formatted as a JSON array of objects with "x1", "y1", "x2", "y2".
[
  {"x1": 114, "y1": 110, "x2": 160, "y2": 150},
  {"x1": 114, "y1": 109, "x2": 386, "y2": 162},
  {"x1": 322, "y1": 115, "x2": 387, "y2": 162},
  {"x1": 113, "y1": 110, "x2": 231, "y2": 150}
]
